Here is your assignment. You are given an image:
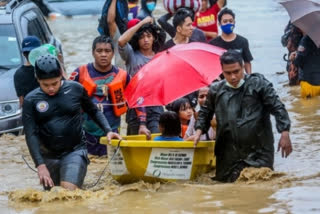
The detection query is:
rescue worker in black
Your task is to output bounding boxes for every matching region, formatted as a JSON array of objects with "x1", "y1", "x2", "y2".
[
  {"x1": 22, "y1": 55, "x2": 121, "y2": 190},
  {"x1": 194, "y1": 50, "x2": 293, "y2": 183}
]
